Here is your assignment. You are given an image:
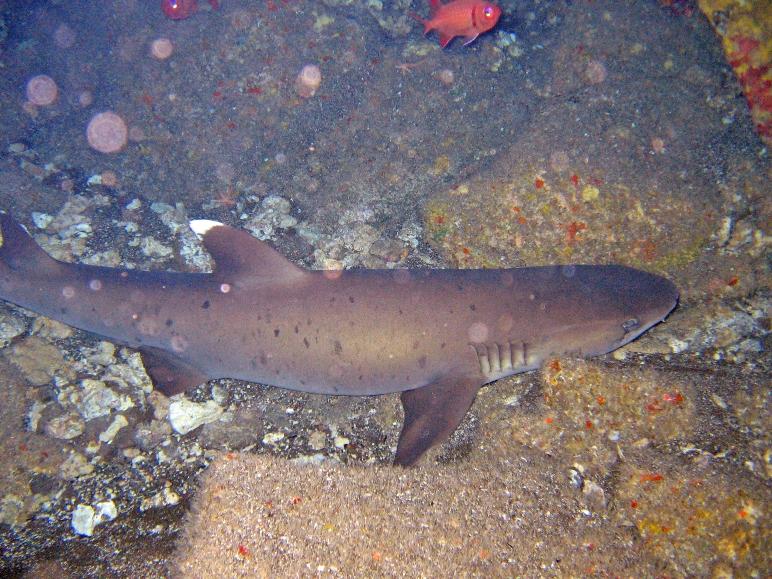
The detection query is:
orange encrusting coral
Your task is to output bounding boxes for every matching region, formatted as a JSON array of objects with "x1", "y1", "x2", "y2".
[{"x1": 698, "y1": 0, "x2": 772, "y2": 144}]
